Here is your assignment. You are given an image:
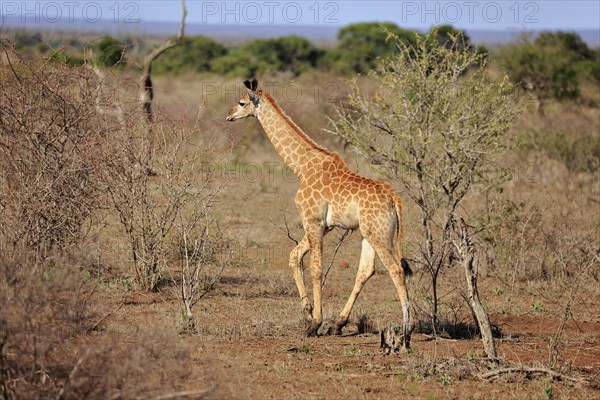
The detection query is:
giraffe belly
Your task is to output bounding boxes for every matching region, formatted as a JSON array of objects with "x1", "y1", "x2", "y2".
[{"x1": 325, "y1": 203, "x2": 359, "y2": 230}]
